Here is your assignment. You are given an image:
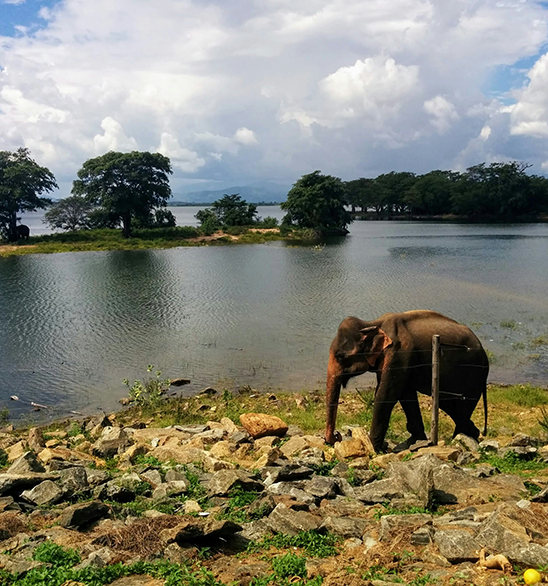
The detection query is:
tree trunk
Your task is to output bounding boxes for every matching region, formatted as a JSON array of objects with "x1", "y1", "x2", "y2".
[
  {"x1": 122, "y1": 211, "x2": 132, "y2": 238},
  {"x1": 7, "y1": 211, "x2": 18, "y2": 242}
]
